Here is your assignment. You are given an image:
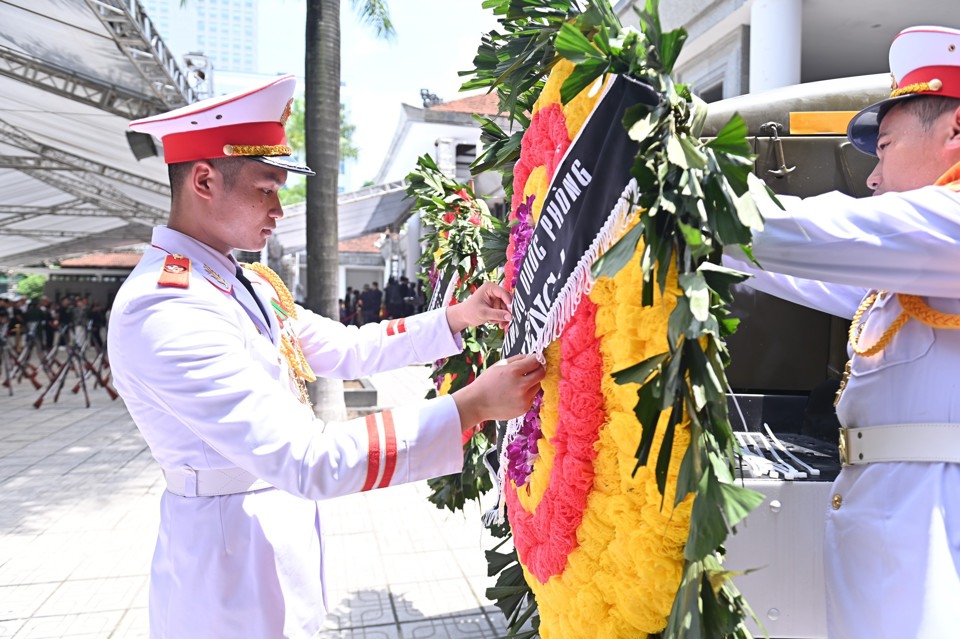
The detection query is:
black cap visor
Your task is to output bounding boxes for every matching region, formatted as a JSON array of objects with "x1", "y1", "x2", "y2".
[
  {"x1": 254, "y1": 155, "x2": 316, "y2": 176},
  {"x1": 847, "y1": 93, "x2": 919, "y2": 156}
]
